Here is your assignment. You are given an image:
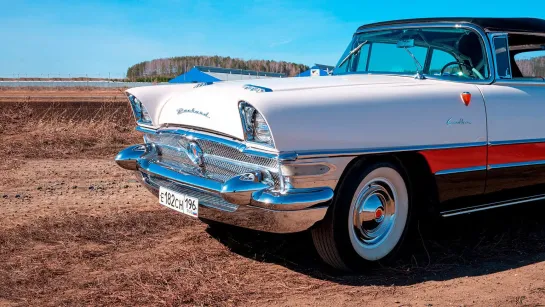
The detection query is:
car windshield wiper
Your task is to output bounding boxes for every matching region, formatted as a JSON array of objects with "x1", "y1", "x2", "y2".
[
  {"x1": 337, "y1": 40, "x2": 368, "y2": 68},
  {"x1": 402, "y1": 48, "x2": 425, "y2": 79}
]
